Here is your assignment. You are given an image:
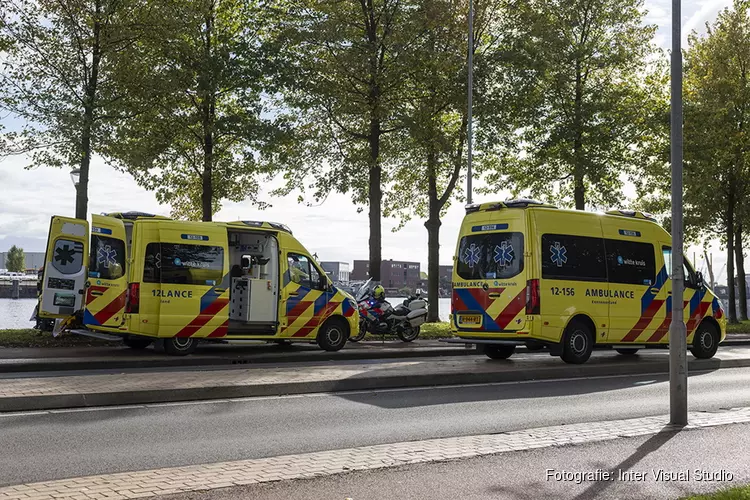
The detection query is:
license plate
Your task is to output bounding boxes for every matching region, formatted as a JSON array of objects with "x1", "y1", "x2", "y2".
[{"x1": 458, "y1": 315, "x2": 482, "y2": 326}]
